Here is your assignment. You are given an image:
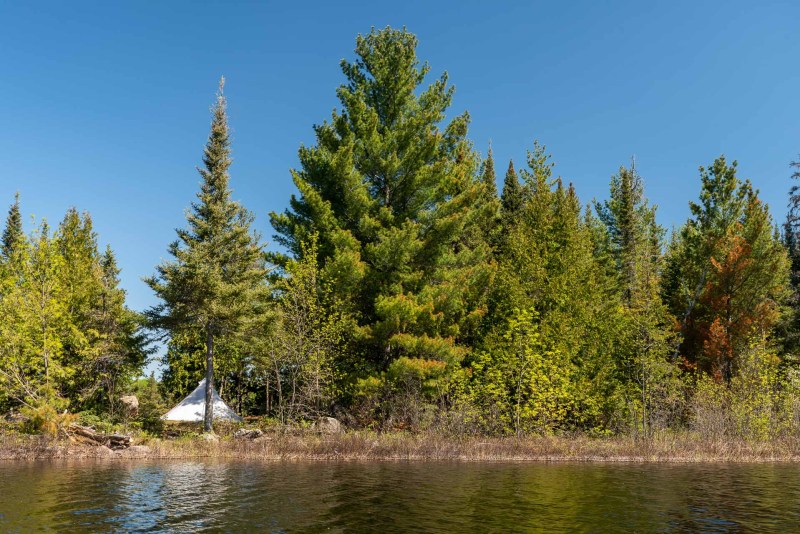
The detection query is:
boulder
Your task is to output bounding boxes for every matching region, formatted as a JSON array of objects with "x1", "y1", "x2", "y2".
[
  {"x1": 234, "y1": 428, "x2": 264, "y2": 440},
  {"x1": 95, "y1": 445, "x2": 115, "y2": 458},
  {"x1": 314, "y1": 416, "x2": 342, "y2": 434},
  {"x1": 120, "y1": 395, "x2": 139, "y2": 415},
  {"x1": 116, "y1": 445, "x2": 151, "y2": 458},
  {"x1": 201, "y1": 432, "x2": 220, "y2": 443}
]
